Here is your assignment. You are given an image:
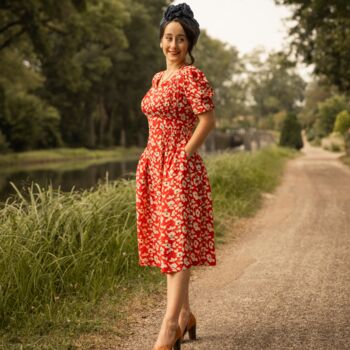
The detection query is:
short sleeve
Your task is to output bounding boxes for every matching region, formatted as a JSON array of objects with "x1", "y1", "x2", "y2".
[
  {"x1": 151, "y1": 71, "x2": 162, "y2": 88},
  {"x1": 182, "y1": 66, "x2": 215, "y2": 115}
]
